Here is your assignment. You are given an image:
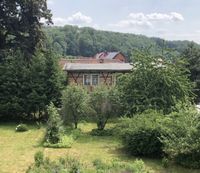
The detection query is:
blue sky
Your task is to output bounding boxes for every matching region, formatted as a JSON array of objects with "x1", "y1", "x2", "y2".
[{"x1": 47, "y1": 0, "x2": 200, "y2": 43}]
